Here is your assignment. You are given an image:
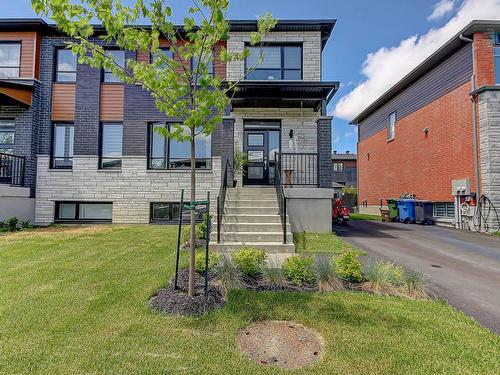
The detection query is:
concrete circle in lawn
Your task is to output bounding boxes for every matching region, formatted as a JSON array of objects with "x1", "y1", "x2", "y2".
[{"x1": 236, "y1": 320, "x2": 324, "y2": 369}]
